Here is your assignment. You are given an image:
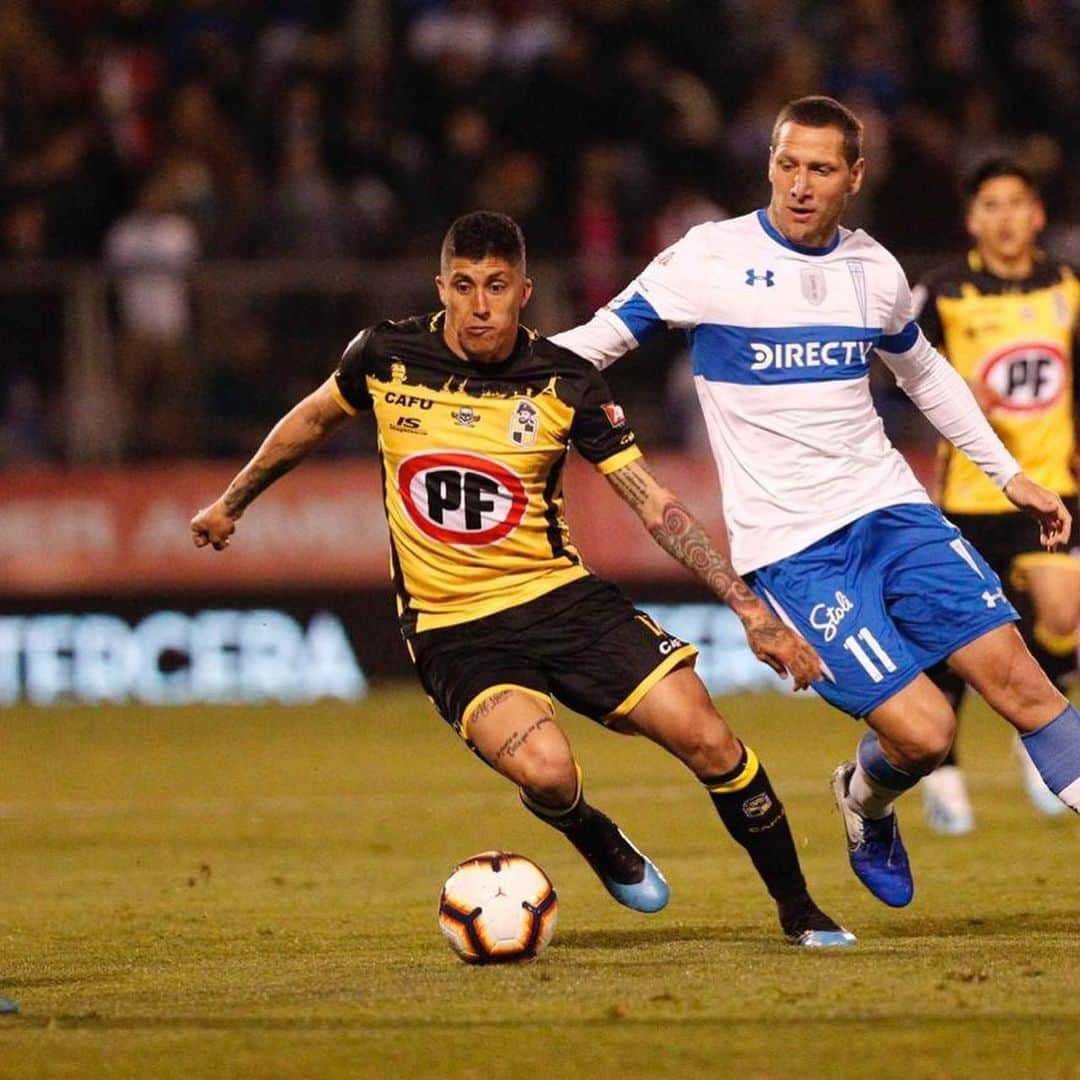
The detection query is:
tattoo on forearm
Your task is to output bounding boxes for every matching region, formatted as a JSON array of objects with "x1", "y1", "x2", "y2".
[
  {"x1": 223, "y1": 444, "x2": 308, "y2": 515},
  {"x1": 611, "y1": 461, "x2": 768, "y2": 624},
  {"x1": 493, "y1": 715, "x2": 552, "y2": 762},
  {"x1": 648, "y1": 499, "x2": 761, "y2": 619},
  {"x1": 607, "y1": 464, "x2": 650, "y2": 511}
]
